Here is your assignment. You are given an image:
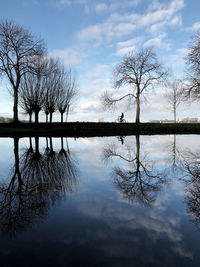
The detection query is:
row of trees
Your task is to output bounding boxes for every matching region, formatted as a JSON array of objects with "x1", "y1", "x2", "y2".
[
  {"x1": 102, "y1": 32, "x2": 200, "y2": 123},
  {"x1": 0, "y1": 19, "x2": 77, "y2": 123},
  {"x1": 19, "y1": 60, "x2": 77, "y2": 123}
]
